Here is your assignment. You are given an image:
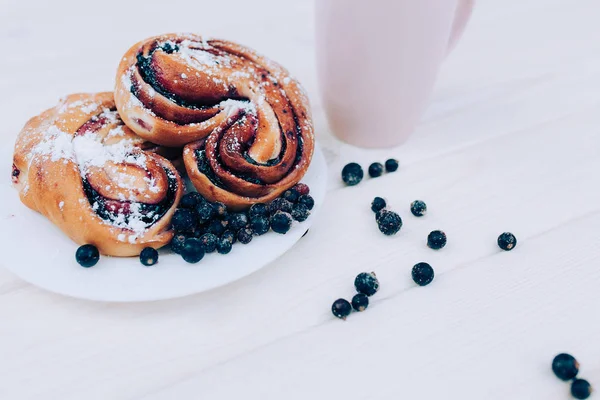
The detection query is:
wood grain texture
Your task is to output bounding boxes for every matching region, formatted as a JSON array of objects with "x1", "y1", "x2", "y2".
[{"x1": 1, "y1": 0, "x2": 600, "y2": 399}]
